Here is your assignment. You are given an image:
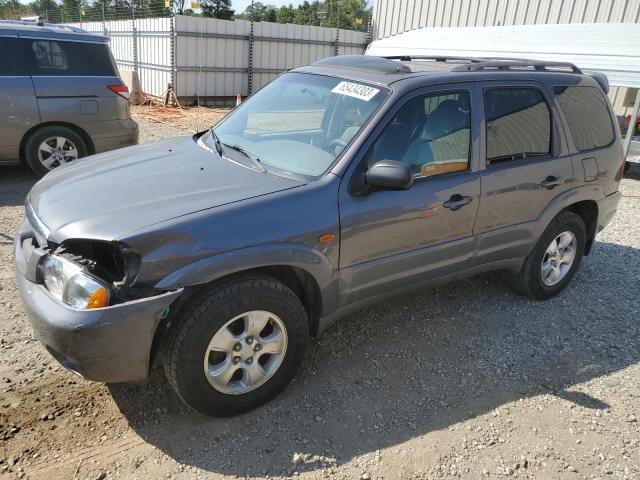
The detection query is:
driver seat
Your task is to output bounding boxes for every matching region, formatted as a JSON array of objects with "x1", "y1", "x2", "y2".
[{"x1": 401, "y1": 100, "x2": 470, "y2": 173}]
